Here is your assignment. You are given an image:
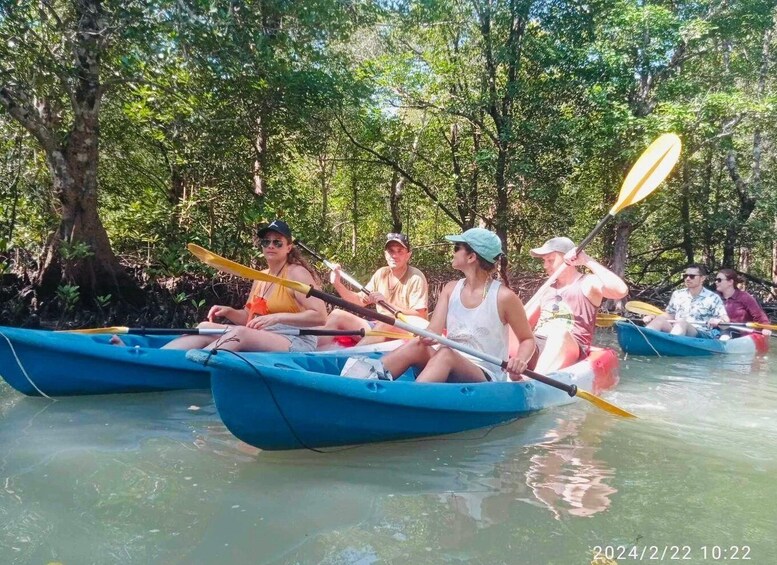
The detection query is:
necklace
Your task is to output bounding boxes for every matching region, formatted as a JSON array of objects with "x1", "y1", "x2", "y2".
[
  {"x1": 463, "y1": 278, "x2": 490, "y2": 301},
  {"x1": 260, "y1": 261, "x2": 287, "y2": 298}
]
